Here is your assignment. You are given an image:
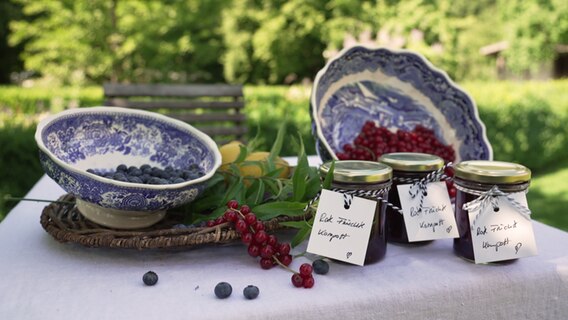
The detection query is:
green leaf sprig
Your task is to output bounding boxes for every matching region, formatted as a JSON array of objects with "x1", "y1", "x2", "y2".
[
  {"x1": 283, "y1": 160, "x2": 335, "y2": 247},
  {"x1": 182, "y1": 123, "x2": 322, "y2": 231}
]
